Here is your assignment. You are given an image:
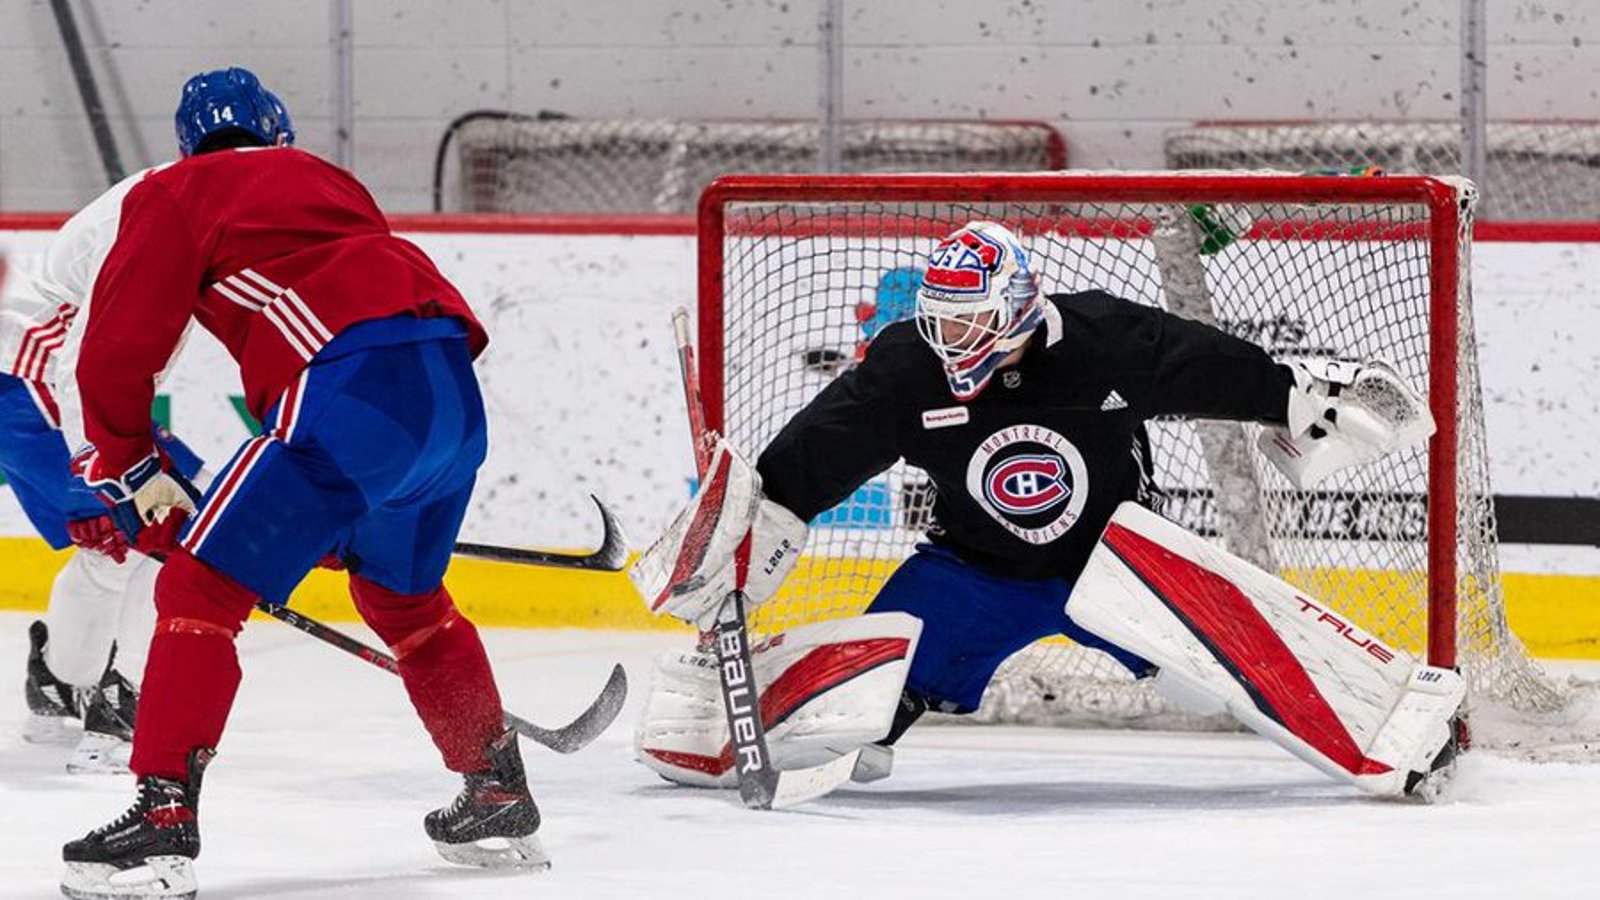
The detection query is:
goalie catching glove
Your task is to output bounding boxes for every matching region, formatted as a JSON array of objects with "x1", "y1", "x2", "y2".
[
  {"x1": 630, "y1": 439, "x2": 808, "y2": 630},
  {"x1": 1259, "y1": 358, "x2": 1435, "y2": 488}
]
